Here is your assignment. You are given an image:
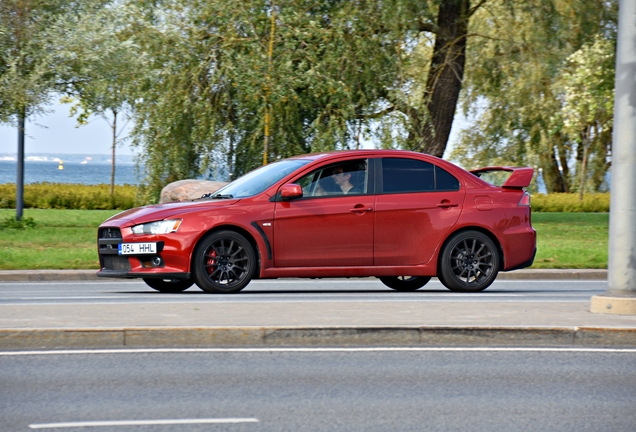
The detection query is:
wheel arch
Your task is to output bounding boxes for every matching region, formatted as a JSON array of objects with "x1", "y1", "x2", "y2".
[
  {"x1": 437, "y1": 226, "x2": 505, "y2": 273},
  {"x1": 189, "y1": 224, "x2": 262, "y2": 279}
]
